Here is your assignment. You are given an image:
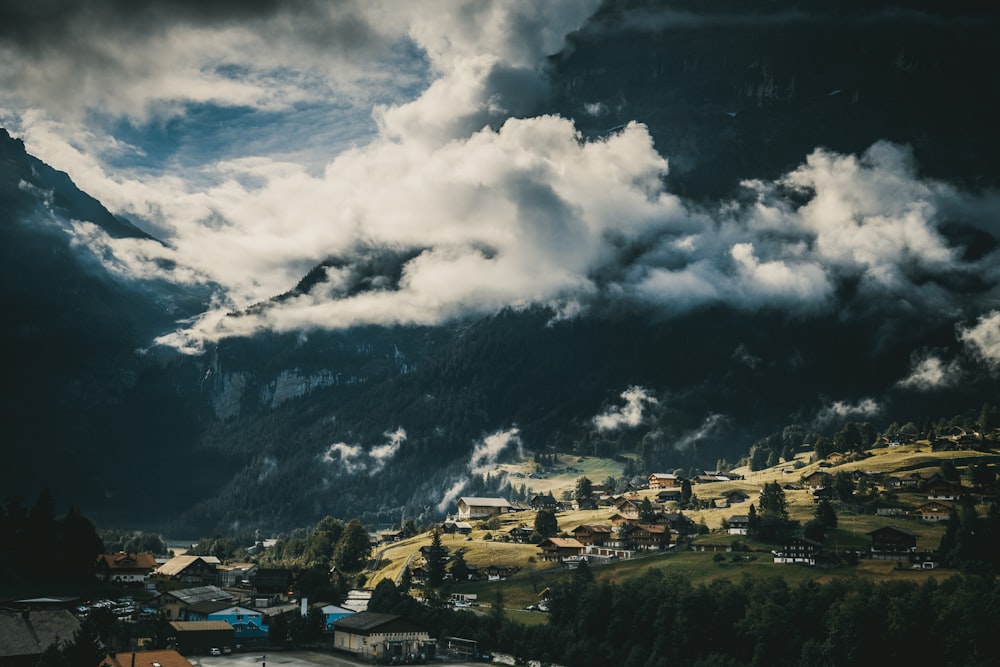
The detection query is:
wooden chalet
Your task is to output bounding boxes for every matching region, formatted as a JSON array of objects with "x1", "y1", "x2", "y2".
[{"x1": 537, "y1": 537, "x2": 585, "y2": 562}]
